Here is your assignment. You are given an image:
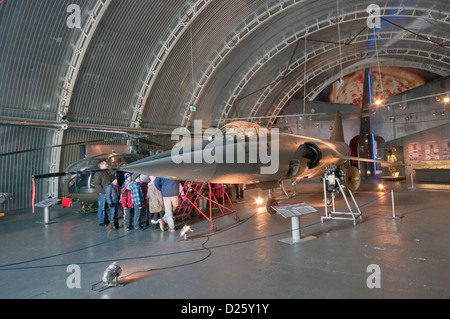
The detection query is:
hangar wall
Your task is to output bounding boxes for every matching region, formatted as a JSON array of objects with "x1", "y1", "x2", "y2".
[
  {"x1": 59, "y1": 130, "x2": 128, "y2": 173},
  {"x1": 279, "y1": 76, "x2": 450, "y2": 183},
  {"x1": 385, "y1": 123, "x2": 450, "y2": 179},
  {"x1": 0, "y1": 126, "x2": 129, "y2": 212},
  {"x1": 0, "y1": 126, "x2": 53, "y2": 212},
  {"x1": 370, "y1": 76, "x2": 450, "y2": 142},
  {"x1": 278, "y1": 100, "x2": 361, "y2": 144},
  {"x1": 0, "y1": 0, "x2": 98, "y2": 211},
  {"x1": 370, "y1": 76, "x2": 450, "y2": 178}
]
